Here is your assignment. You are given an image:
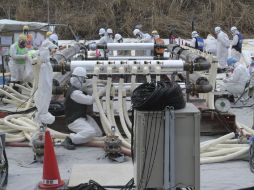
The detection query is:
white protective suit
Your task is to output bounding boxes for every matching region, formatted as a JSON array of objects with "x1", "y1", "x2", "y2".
[
  {"x1": 231, "y1": 31, "x2": 241, "y2": 61},
  {"x1": 67, "y1": 74, "x2": 103, "y2": 144},
  {"x1": 216, "y1": 31, "x2": 230, "y2": 68},
  {"x1": 221, "y1": 62, "x2": 250, "y2": 96},
  {"x1": 8, "y1": 42, "x2": 28, "y2": 81},
  {"x1": 134, "y1": 30, "x2": 152, "y2": 56},
  {"x1": 204, "y1": 34, "x2": 217, "y2": 55},
  {"x1": 34, "y1": 48, "x2": 55, "y2": 125}
]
